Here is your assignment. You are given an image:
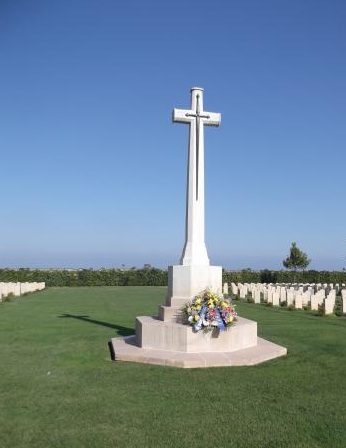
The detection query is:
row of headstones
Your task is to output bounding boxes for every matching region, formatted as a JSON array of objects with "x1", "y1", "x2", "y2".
[
  {"x1": 0, "y1": 282, "x2": 46, "y2": 301},
  {"x1": 223, "y1": 282, "x2": 346, "y2": 315}
]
